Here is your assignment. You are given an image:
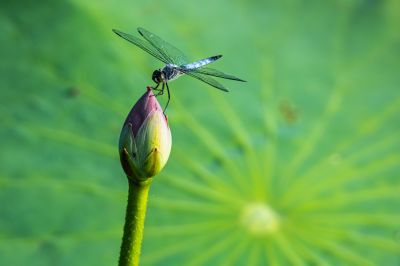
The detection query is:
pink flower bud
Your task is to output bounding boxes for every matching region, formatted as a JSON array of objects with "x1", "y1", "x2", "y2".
[{"x1": 119, "y1": 87, "x2": 172, "y2": 181}]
